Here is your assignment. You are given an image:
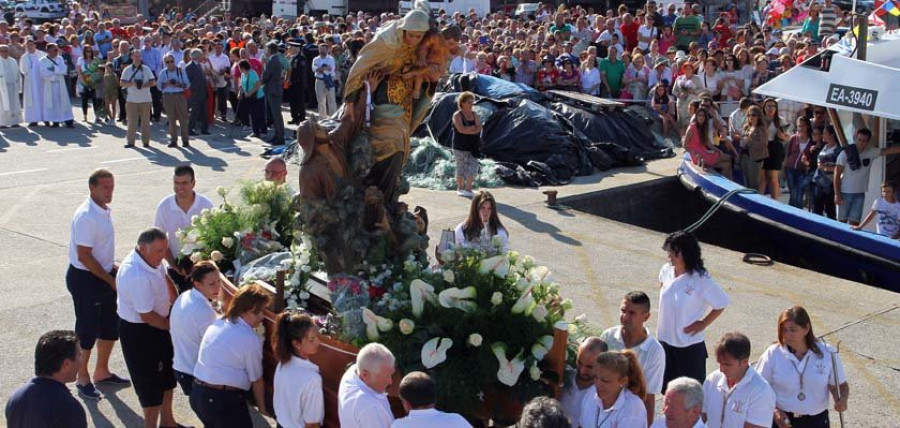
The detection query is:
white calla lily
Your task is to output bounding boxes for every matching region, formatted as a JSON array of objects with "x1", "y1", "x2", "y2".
[
  {"x1": 531, "y1": 335, "x2": 555, "y2": 361},
  {"x1": 438, "y1": 287, "x2": 477, "y2": 312},
  {"x1": 479, "y1": 255, "x2": 510, "y2": 278},
  {"x1": 361, "y1": 308, "x2": 393, "y2": 341},
  {"x1": 511, "y1": 286, "x2": 535, "y2": 315},
  {"x1": 421, "y1": 337, "x2": 453, "y2": 369},
  {"x1": 409, "y1": 279, "x2": 436, "y2": 318},
  {"x1": 528, "y1": 265, "x2": 550, "y2": 283},
  {"x1": 492, "y1": 342, "x2": 526, "y2": 387}
]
